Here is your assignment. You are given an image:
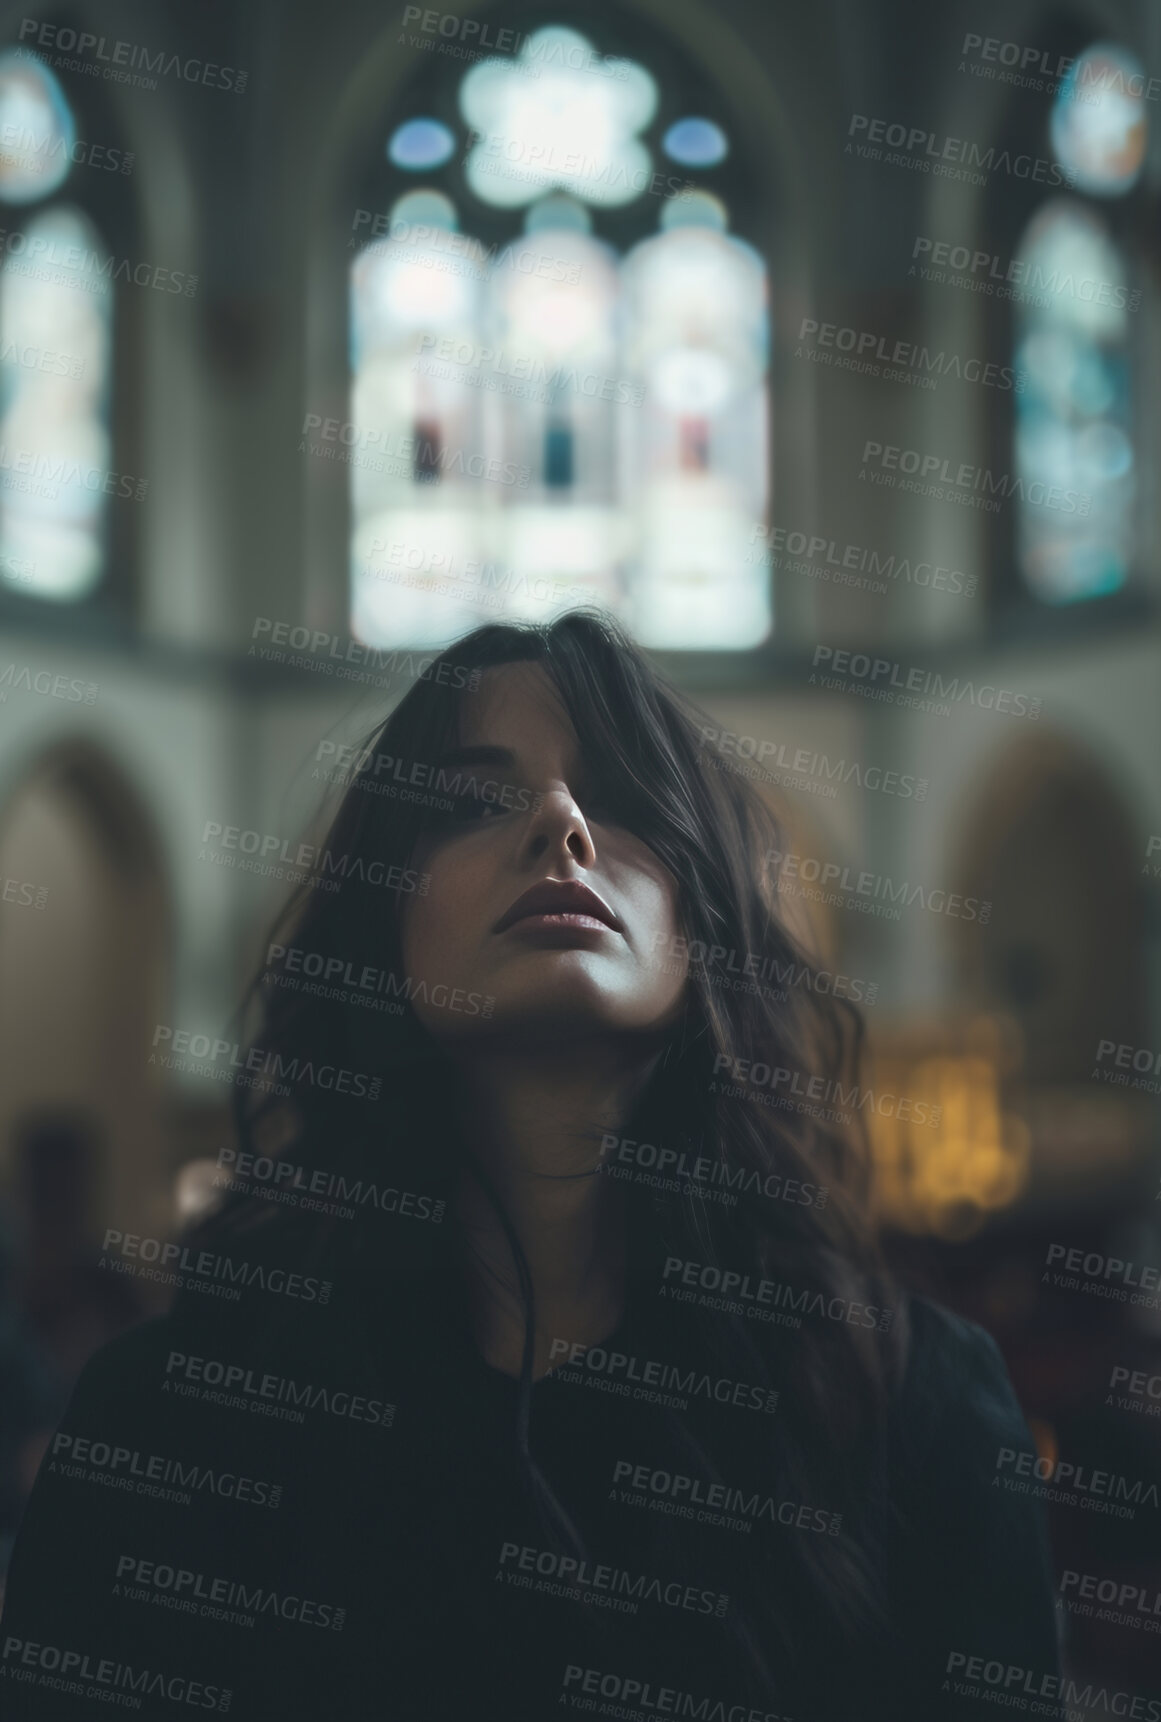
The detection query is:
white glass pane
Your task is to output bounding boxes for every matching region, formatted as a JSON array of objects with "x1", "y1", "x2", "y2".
[
  {"x1": 0, "y1": 50, "x2": 76, "y2": 205},
  {"x1": 0, "y1": 204, "x2": 112, "y2": 599}
]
